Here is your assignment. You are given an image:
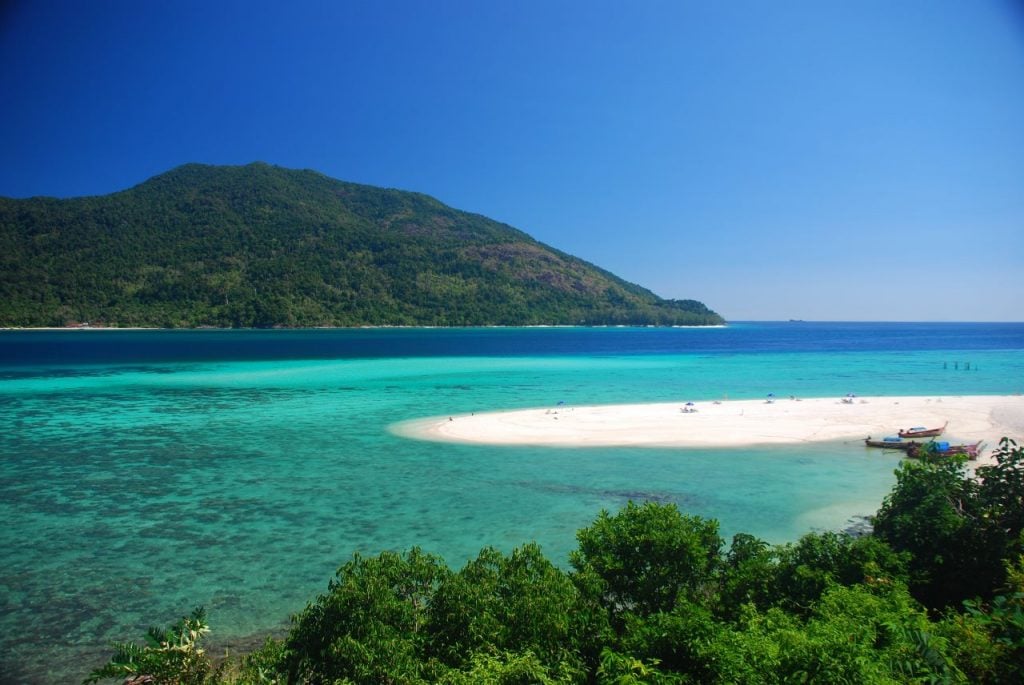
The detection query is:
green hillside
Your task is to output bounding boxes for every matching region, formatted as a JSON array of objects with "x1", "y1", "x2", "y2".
[{"x1": 0, "y1": 163, "x2": 723, "y2": 328}]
